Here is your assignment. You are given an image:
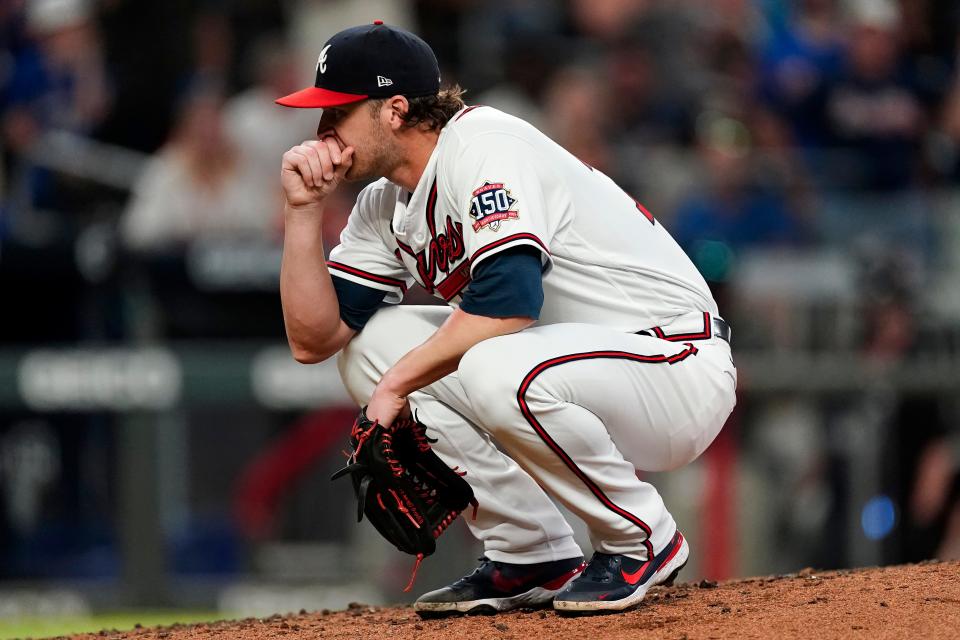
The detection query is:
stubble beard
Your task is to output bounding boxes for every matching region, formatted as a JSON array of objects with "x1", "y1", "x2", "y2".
[{"x1": 345, "y1": 119, "x2": 402, "y2": 182}]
